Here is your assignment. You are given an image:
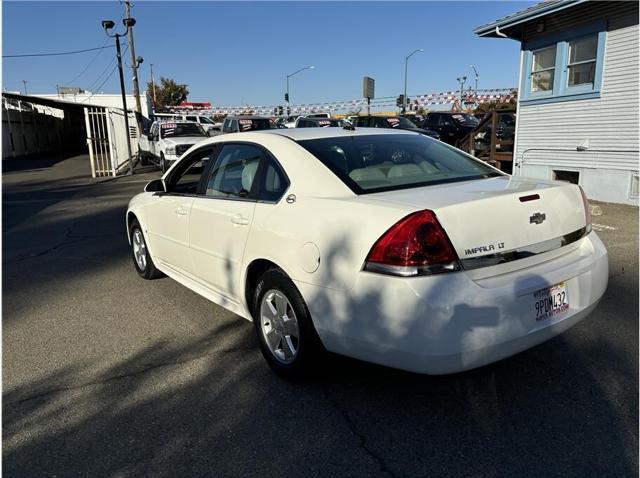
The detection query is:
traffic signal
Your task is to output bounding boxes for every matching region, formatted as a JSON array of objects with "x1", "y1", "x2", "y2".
[
  {"x1": 284, "y1": 93, "x2": 289, "y2": 102},
  {"x1": 273, "y1": 107, "x2": 278, "y2": 115},
  {"x1": 278, "y1": 105, "x2": 284, "y2": 116},
  {"x1": 396, "y1": 94, "x2": 405, "y2": 107}
]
